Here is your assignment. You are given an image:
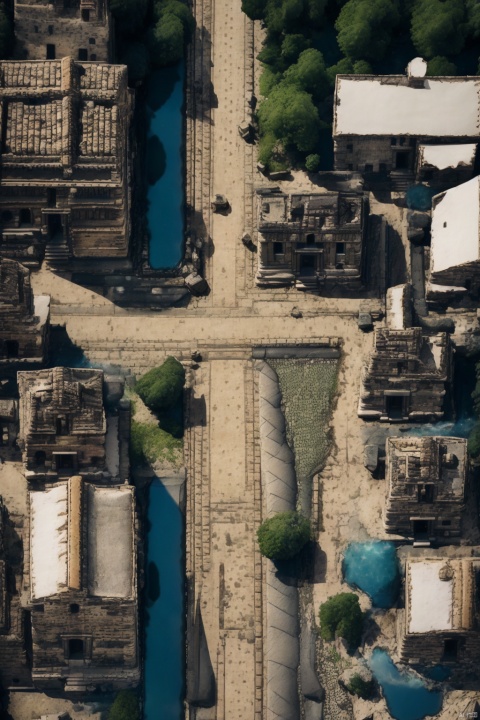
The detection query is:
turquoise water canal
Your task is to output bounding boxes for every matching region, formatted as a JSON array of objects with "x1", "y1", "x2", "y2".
[
  {"x1": 369, "y1": 649, "x2": 442, "y2": 720},
  {"x1": 146, "y1": 63, "x2": 185, "y2": 270},
  {"x1": 144, "y1": 479, "x2": 184, "y2": 720},
  {"x1": 343, "y1": 541, "x2": 400, "y2": 608}
]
